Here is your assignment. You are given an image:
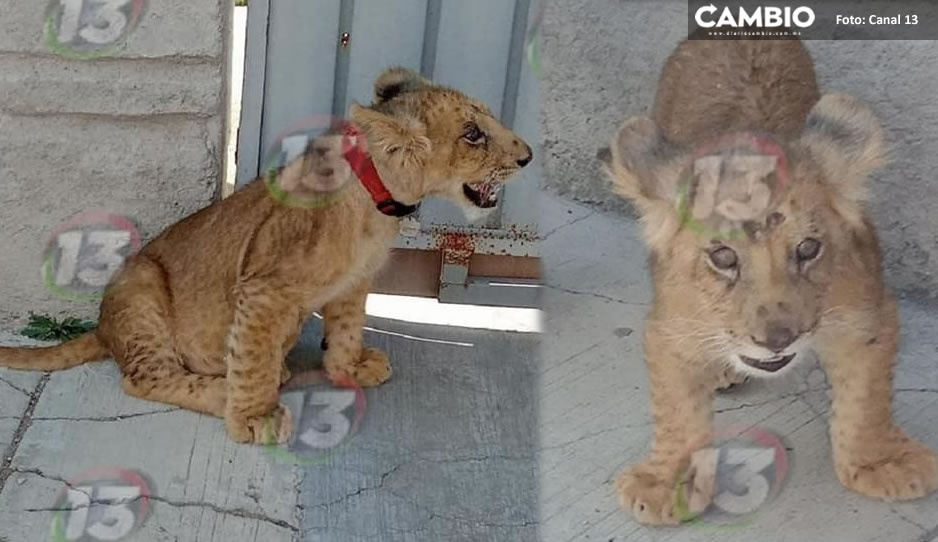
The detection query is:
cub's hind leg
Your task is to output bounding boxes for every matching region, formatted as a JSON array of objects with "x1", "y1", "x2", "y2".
[
  {"x1": 99, "y1": 257, "x2": 227, "y2": 417},
  {"x1": 321, "y1": 279, "x2": 391, "y2": 387}
]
